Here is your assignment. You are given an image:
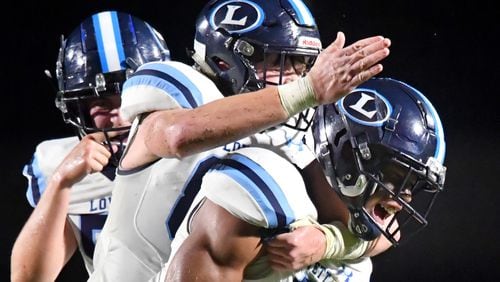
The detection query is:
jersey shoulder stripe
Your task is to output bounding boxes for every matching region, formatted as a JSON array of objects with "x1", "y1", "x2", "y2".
[
  {"x1": 126, "y1": 64, "x2": 200, "y2": 109},
  {"x1": 23, "y1": 137, "x2": 79, "y2": 206},
  {"x1": 203, "y1": 146, "x2": 315, "y2": 230},
  {"x1": 120, "y1": 61, "x2": 223, "y2": 121},
  {"x1": 213, "y1": 153, "x2": 295, "y2": 228},
  {"x1": 23, "y1": 156, "x2": 43, "y2": 207}
]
